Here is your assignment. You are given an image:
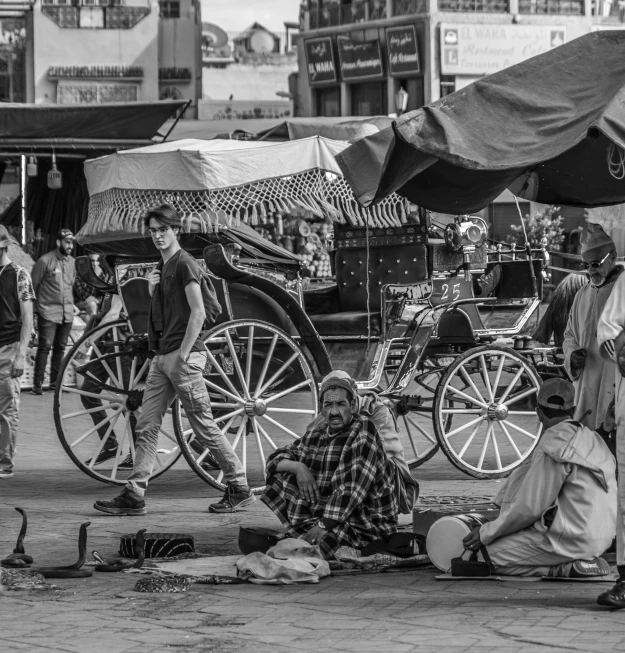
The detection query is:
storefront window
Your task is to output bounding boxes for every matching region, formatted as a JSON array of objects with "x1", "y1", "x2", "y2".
[
  {"x1": 440, "y1": 75, "x2": 455, "y2": 98},
  {"x1": 316, "y1": 86, "x2": 341, "y2": 116},
  {"x1": 351, "y1": 81, "x2": 387, "y2": 116},
  {"x1": 404, "y1": 78, "x2": 424, "y2": 111}
]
